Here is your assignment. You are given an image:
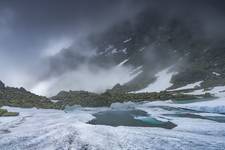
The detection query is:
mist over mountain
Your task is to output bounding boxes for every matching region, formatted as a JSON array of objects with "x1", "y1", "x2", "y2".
[
  {"x1": 2, "y1": 1, "x2": 225, "y2": 149},
  {"x1": 1, "y1": 0, "x2": 225, "y2": 96}
]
